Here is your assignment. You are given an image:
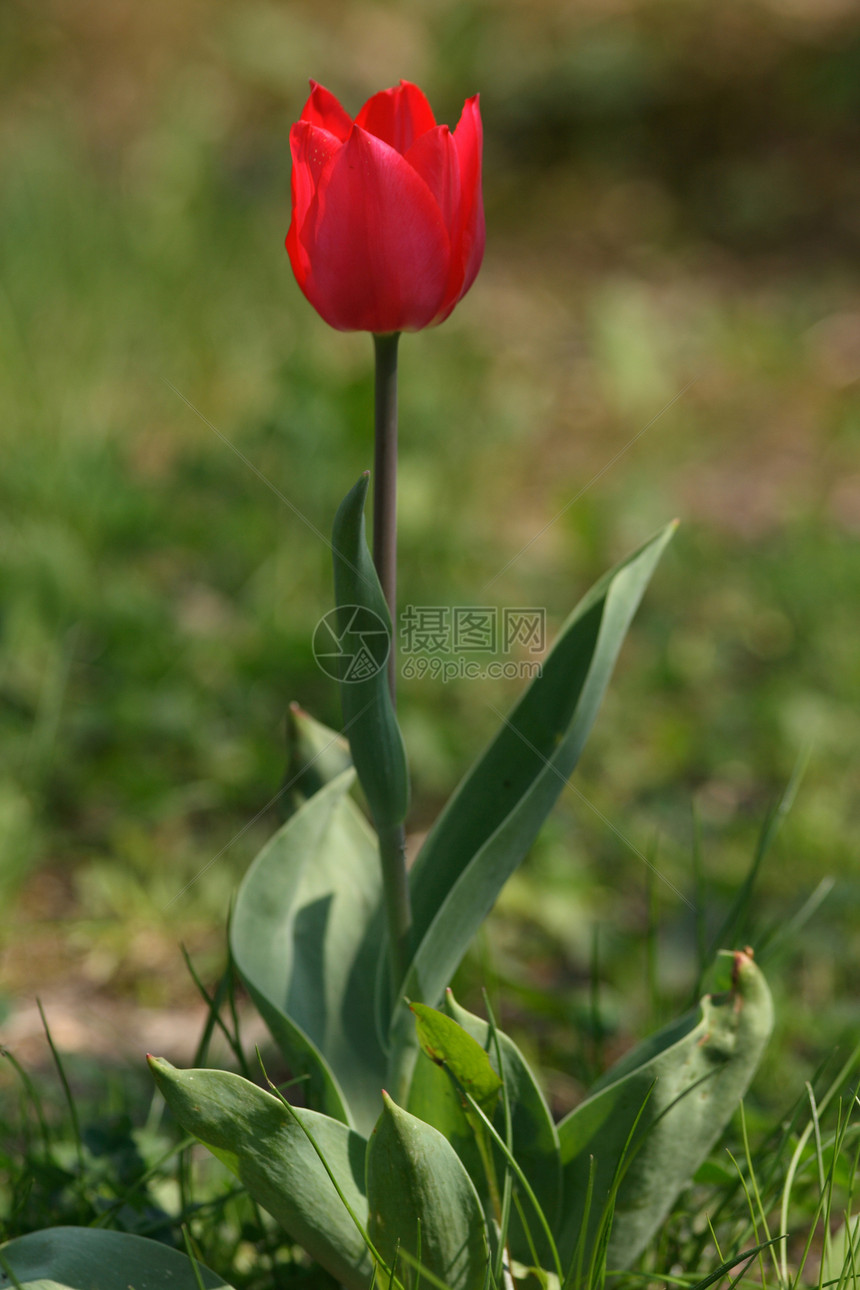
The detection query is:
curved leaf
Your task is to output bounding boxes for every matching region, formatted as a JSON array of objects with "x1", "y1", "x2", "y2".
[
  {"x1": 411, "y1": 1001, "x2": 502, "y2": 1115},
  {"x1": 556, "y1": 950, "x2": 774, "y2": 1271},
  {"x1": 366, "y1": 1092, "x2": 489, "y2": 1290},
  {"x1": 148, "y1": 1058, "x2": 373, "y2": 1290},
  {"x1": 398, "y1": 522, "x2": 676, "y2": 1026},
  {"x1": 230, "y1": 771, "x2": 385, "y2": 1133},
  {"x1": 0, "y1": 1228, "x2": 231, "y2": 1290},
  {"x1": 280, "y1": 701, "x2": 352, "y2": 817}
]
